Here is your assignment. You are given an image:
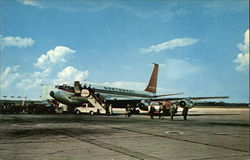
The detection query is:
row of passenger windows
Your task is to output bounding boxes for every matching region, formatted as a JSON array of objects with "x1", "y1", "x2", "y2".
[
  {"x1": 104, "y1": 87, "x2": 135, "y2": 93},
  {"x1": 55, "y1": 84, "x2": 135, "y2": 94}
]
